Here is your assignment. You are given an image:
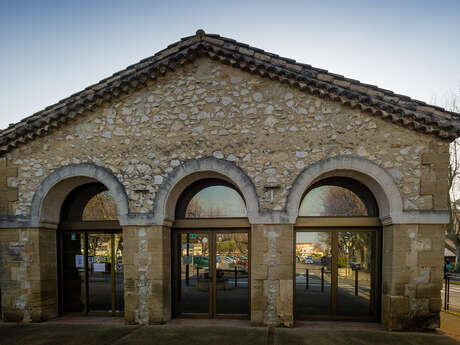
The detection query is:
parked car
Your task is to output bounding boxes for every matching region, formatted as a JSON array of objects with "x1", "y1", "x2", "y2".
[
  {"x1": 236, "y1": 256, "x2": 248, "y2": 265},
  {"x1": 224, "y1": 256, "x2": 234, "y2": 264},
  {"x1": 193, "y1": 255, "x2": 209, "y2": 267},
  {"x1": 305, "y1": 256, "x2": 314, "y2": 264},
  {"x1": 350, "y1": 261, "x2": 361, "y2": 270}
]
